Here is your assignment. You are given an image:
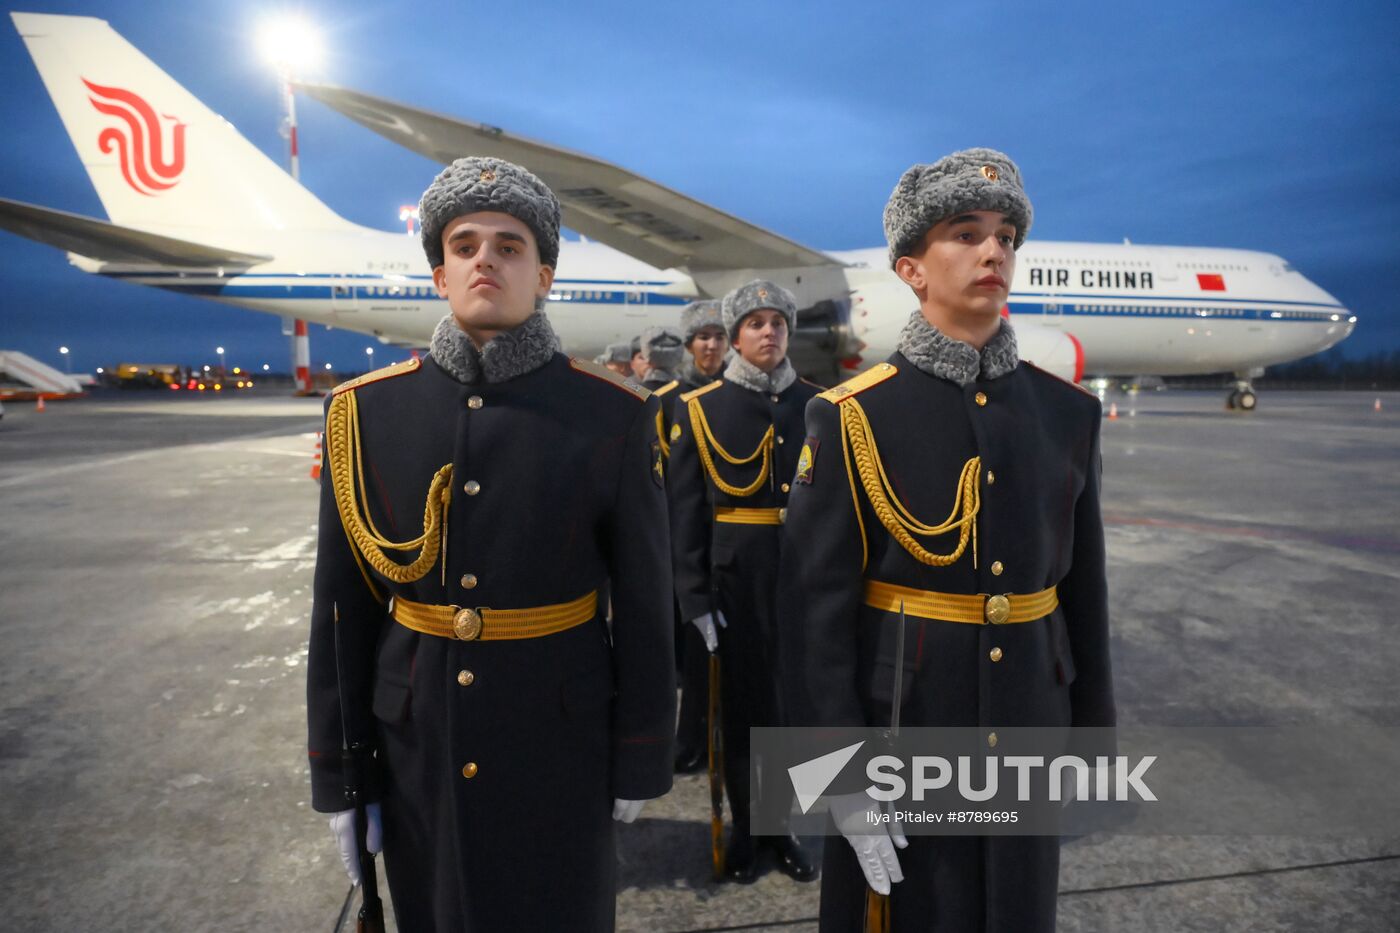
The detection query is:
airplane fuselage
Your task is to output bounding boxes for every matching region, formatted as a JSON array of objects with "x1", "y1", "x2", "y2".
[{"x1": 80, "y1": 226, "x2": 1355, "y2": 378}]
